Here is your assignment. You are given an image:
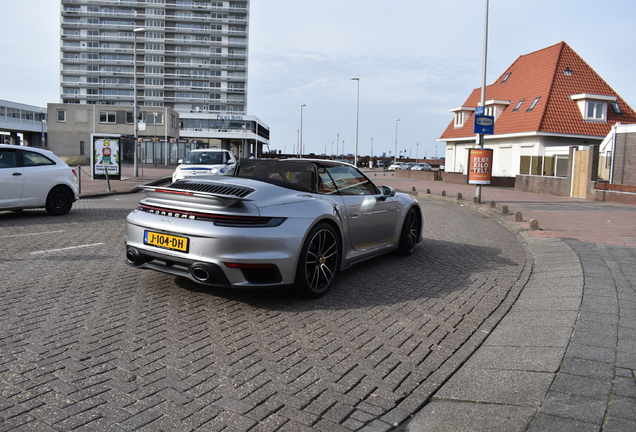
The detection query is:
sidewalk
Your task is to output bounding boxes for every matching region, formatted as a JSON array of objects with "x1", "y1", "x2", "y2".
[
  {"x1": 80, "y1": 165, "x2": 636, "y2": 431},
  {"x1": 77, "y1": 163, "x2": 173, "y2": 197}
]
